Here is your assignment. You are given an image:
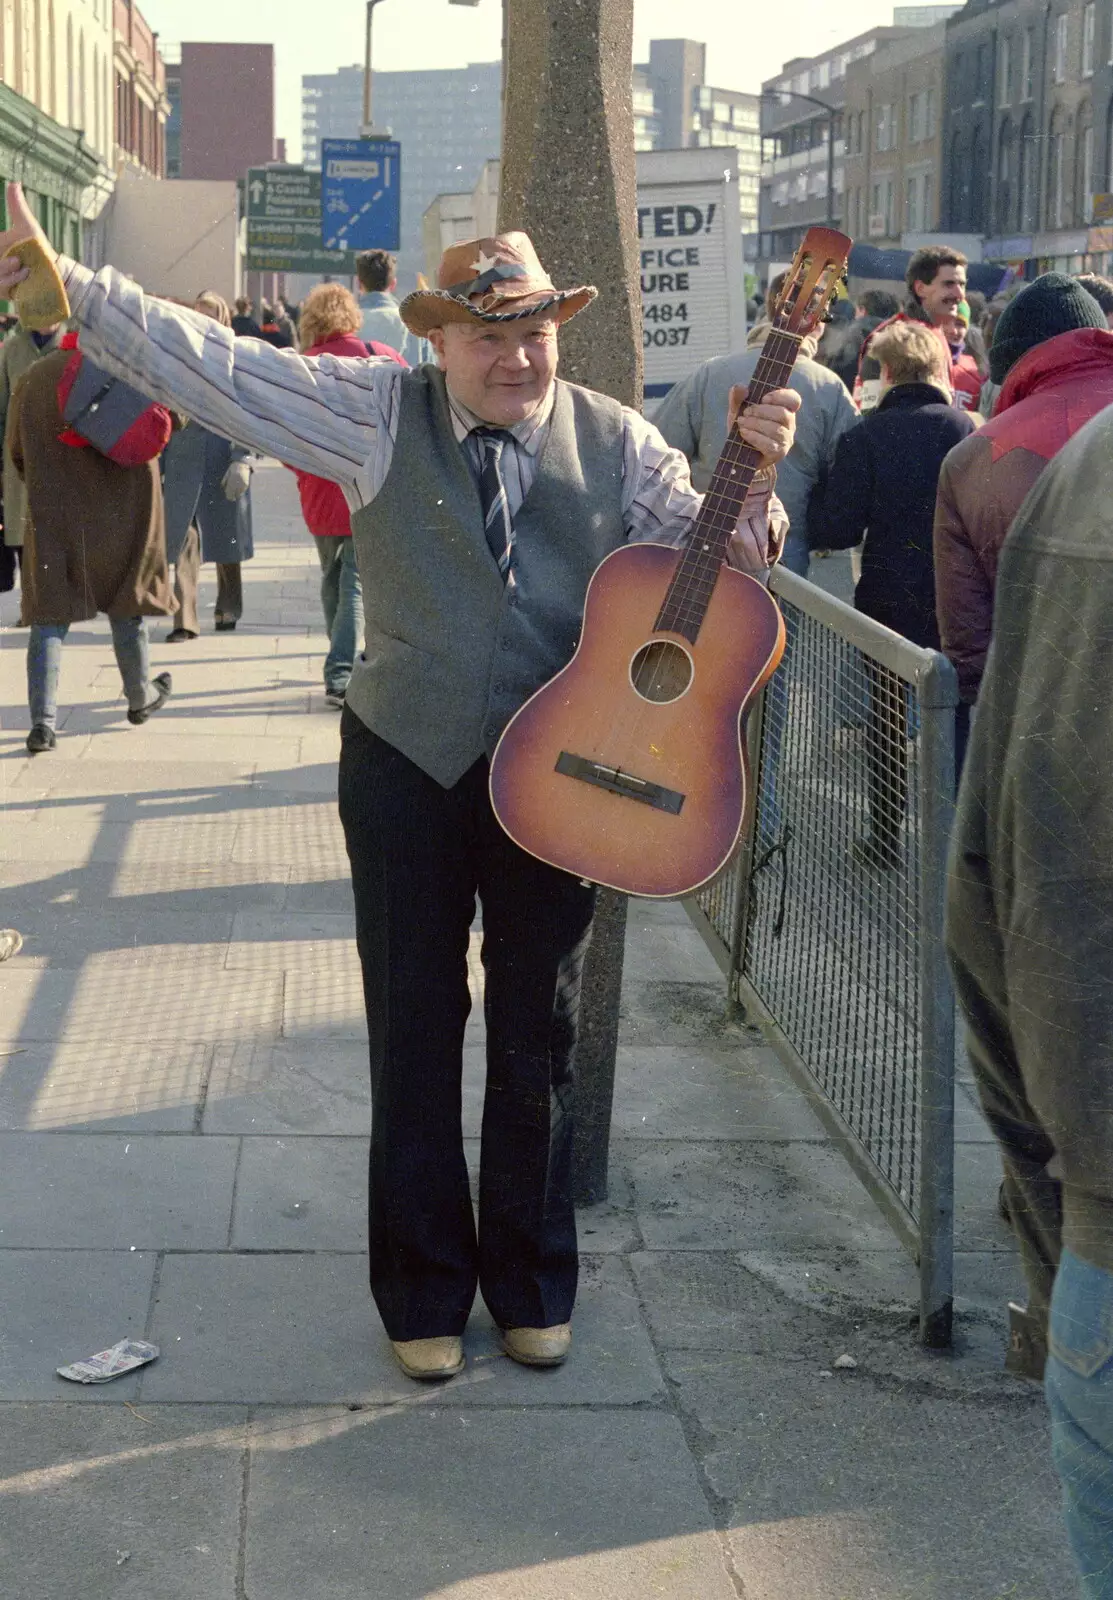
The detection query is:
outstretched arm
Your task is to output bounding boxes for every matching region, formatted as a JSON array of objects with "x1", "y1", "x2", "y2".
[{"x1": 0, "y1": 183, "x2": 399, "y2": 502}]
